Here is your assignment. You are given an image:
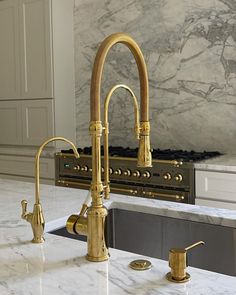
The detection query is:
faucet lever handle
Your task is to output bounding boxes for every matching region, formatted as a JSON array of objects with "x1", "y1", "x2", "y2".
[
  {"x1": 21, "y1": 199, "x2": 33, "y2": 222},
  {"x1": 21, "y1": 200, "x2": 28, "y2": 217}
]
